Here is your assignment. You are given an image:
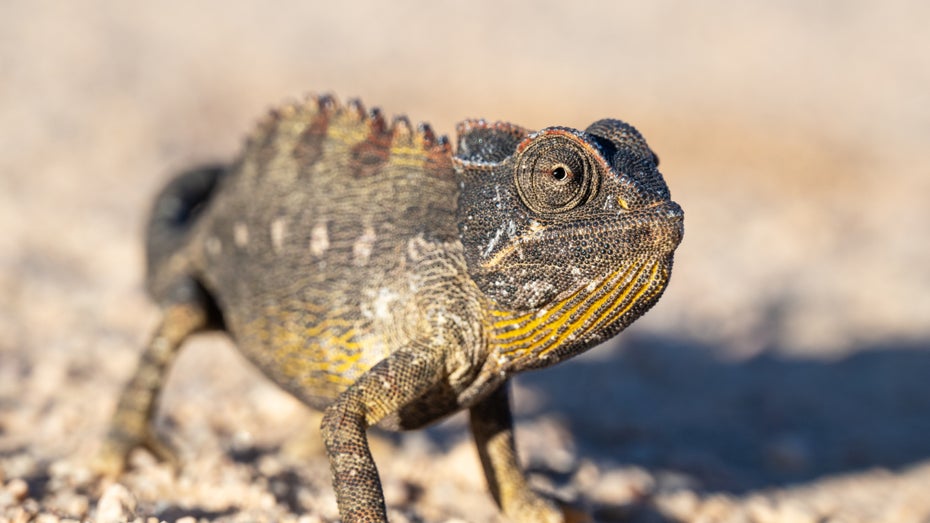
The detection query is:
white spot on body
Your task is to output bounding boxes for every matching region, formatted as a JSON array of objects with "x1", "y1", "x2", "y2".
[
  {"x1": 482, "y1": 227, "x2": 504, "y2": 258},
  {"x1": 233, "y1": 222, "x2": 249, "y2": 247},
  {"x1": 271, "y1": 219, "x2": 286, "y2": 253},
  {"x1": 373, "y1": 287, "x2": 399, "y2": 321},
  {"x1": 353, "y1": 226, "x2": 376, "y2": 266},
  {"x1": 310, "y1": 221, "x2": 329, "y2": 258},
  {"x1": 523, "y1": 280, "x2": 555, "y2": 303},
  {"x1": 205, "y1": 236, "x2": 222, "y2": 256}
]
